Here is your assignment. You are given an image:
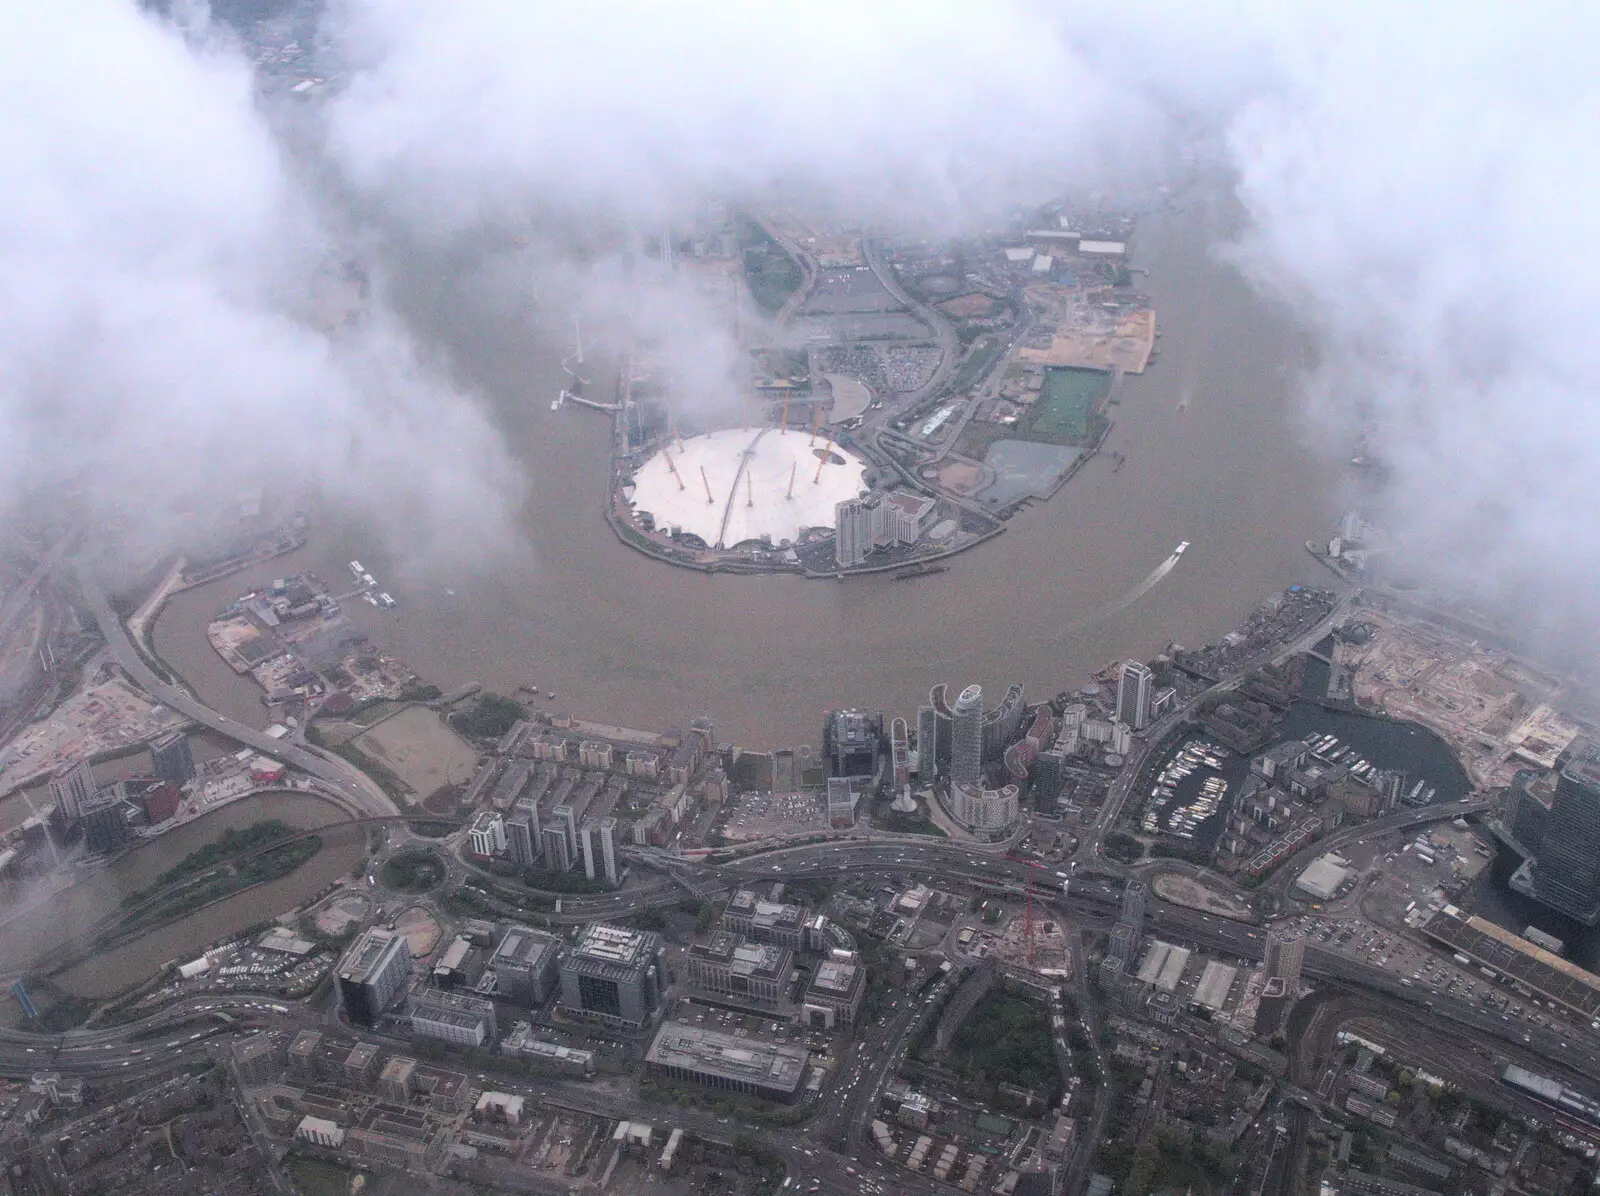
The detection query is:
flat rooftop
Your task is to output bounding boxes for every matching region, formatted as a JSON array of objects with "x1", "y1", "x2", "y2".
[
  {"x1": 1424, "y1": 905, "x2": 1600, "y2": 1018},
  {"x1": 492, "y1": 925, "x2": 560, "y2": 969},
  {"x1": 567, "y1": 923, "x2": 660, "y2": 978},
  {"x1": 340, "y1": 927, "x2": 404, "y2": 984},
  {"x1": 810, "y1": 959, "x2": 862, "y2": 996},
  {"x1": 646, "y1": 1021, "x2": 809, "y2": 1093}
]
